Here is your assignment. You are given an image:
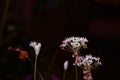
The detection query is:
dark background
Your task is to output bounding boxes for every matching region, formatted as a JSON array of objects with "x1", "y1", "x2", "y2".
[{"x1": 0, "y1": 0, "x2": 120, "y2": 80}]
